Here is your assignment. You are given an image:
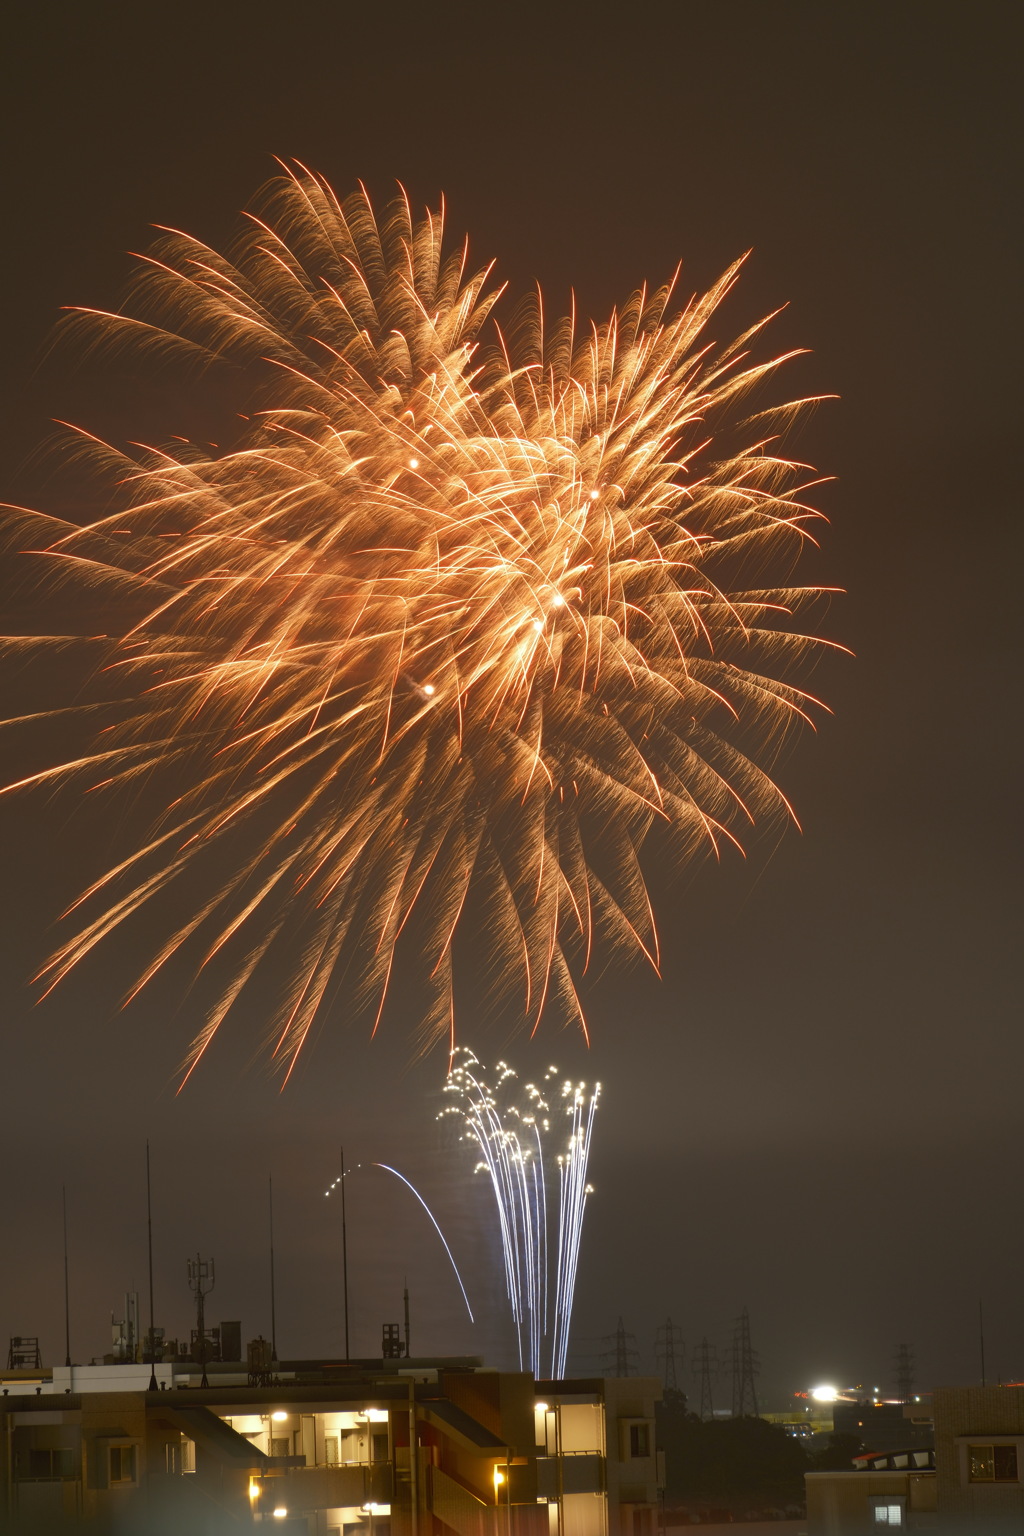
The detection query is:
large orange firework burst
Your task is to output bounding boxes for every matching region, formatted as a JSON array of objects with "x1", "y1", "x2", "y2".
[{"x1": 1, "y1": 165, "x2": 837, "y2": 1081}]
